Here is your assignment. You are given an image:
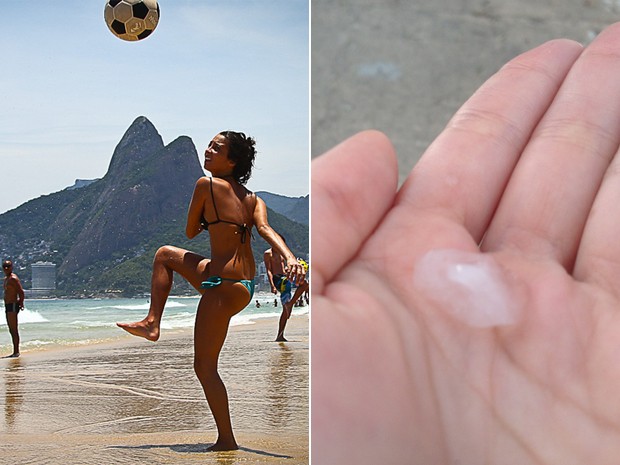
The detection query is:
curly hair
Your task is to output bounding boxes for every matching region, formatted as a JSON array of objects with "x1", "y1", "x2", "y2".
[{"x1": 219, "y1": 131, "x2": 256, "y2": 185}]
